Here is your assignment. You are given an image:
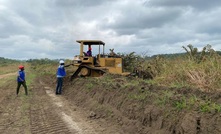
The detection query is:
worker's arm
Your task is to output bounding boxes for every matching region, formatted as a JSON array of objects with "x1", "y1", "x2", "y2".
[
  {"x1": 83, "y1": 52, "x2": 87, "y2": 56},
  {"x1": 64, "y1": 64, "x2": 74, "y2": 67}
]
